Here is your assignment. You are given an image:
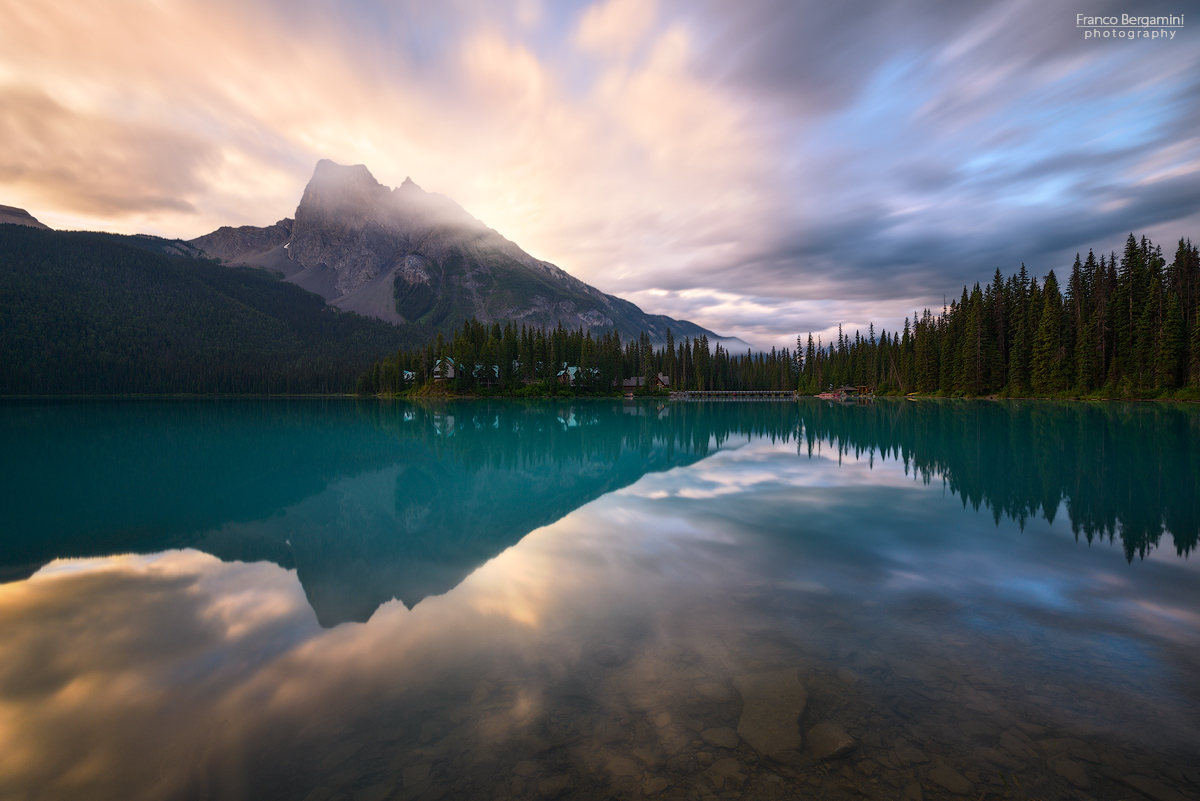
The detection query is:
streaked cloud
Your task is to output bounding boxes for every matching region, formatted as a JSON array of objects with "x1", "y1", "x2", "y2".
[
  {"x1": 0, "y1": 0, "x2": 1197, "y2": 347},
  {"x1": 575, "y1": 0, "x2": 657, "y2": 56}
]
